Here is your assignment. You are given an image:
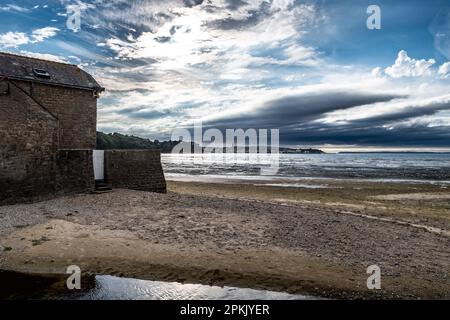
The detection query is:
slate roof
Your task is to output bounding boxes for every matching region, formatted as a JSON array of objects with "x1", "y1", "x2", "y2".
[{"x1": 0, "y1": 52, "x2": 104, "y2": 91}]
